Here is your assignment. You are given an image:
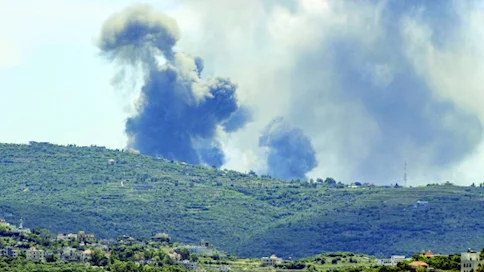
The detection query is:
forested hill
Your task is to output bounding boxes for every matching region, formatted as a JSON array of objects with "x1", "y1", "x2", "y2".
[{"x1": 1, "y1": 142, "x2": 483, "y2": 258}]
